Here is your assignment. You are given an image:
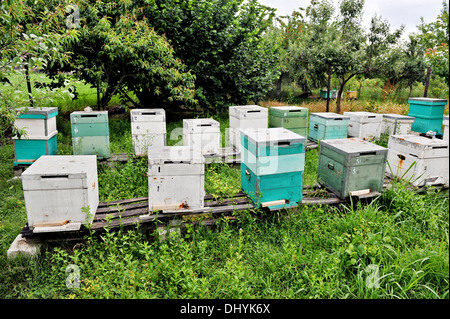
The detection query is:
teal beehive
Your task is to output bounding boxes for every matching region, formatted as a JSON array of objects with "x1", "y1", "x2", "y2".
[
  {"x1": 12, "y1": 107, "x2": 58, "y2": 166},
  {"x1": 408, "y1": 98, "x2": 448, "y2": 134},
  {"x1": 70, "y1": 110, "x2": 110, "y2": 159},
  {"x1": 308, "y1": 112, "x2": 349, "y2": 142},
  {"x1": 240, "y1": 127, "x2": 306, "y2": 209}
]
